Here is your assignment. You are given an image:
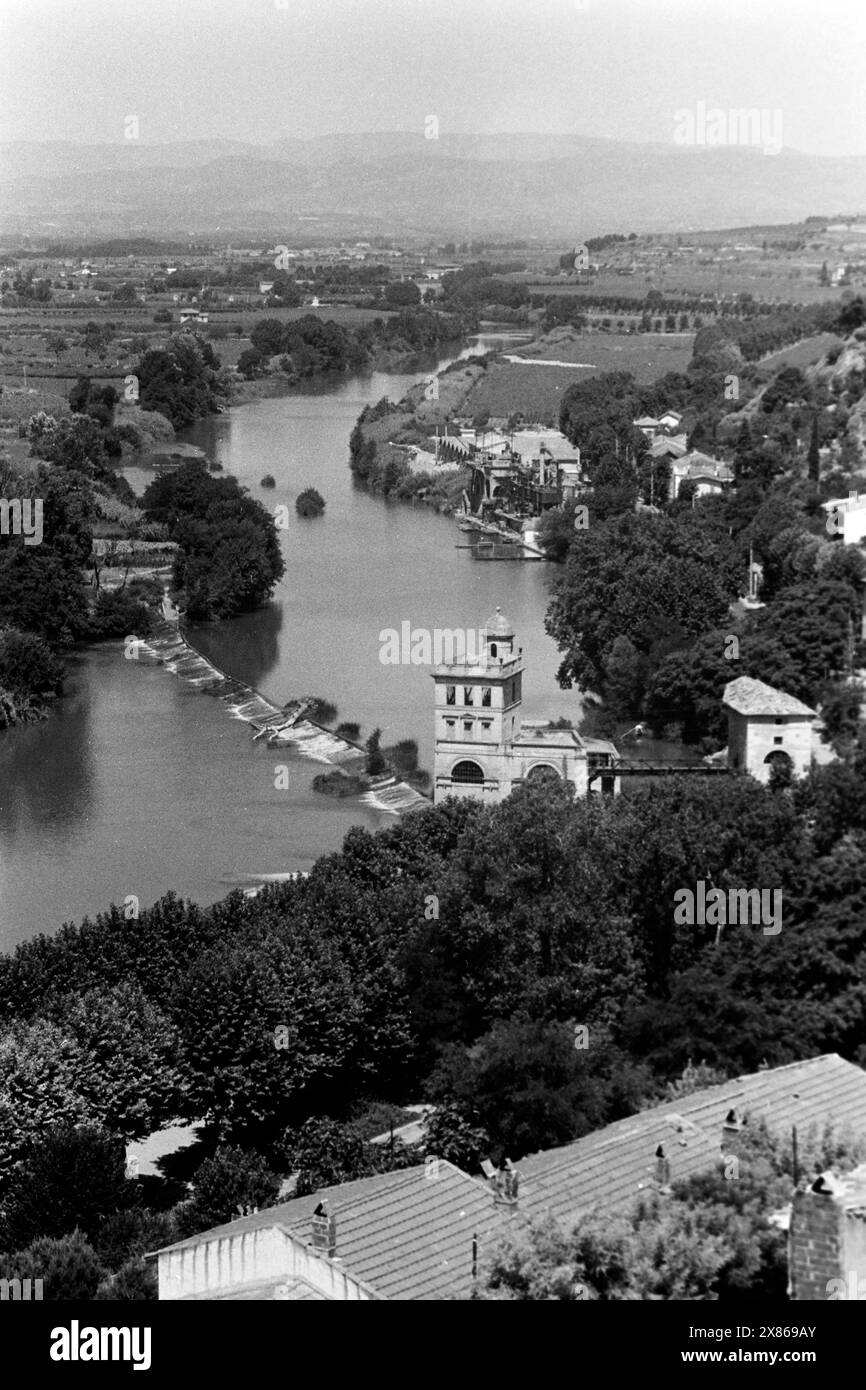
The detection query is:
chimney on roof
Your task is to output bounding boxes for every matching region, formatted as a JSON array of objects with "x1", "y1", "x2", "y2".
[
  {"x1": 311, "y1": 1201, "x2": 337, "y2": 1257},
  {"x1": 721, "y1": 1107, "x2": 747, "y2": 1161},
  {"x1": 490, "y1": 1158, "x2": 520, "y2": 1208},
  {"x1": 788, "y1": 1170, "x2": 866, "y2": 1300},
  {"x1": 654, "y1": 1145, "x2": 671, "y2": 1190}
]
